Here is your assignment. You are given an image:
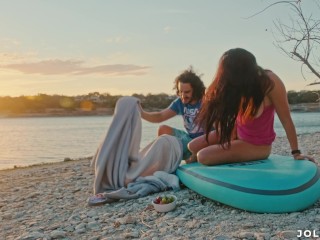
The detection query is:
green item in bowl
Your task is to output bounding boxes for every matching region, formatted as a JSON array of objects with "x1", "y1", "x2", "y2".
[{"x1": 152, "y1": 194, "x2": 177, "y2": 212}]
